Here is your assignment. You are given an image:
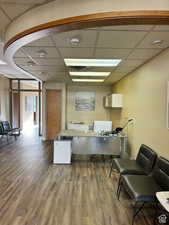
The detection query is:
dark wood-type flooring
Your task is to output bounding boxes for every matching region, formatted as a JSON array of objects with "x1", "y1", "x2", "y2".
[{"x1": 0, "y1": 131, "x2": 155, "y2": 225}]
